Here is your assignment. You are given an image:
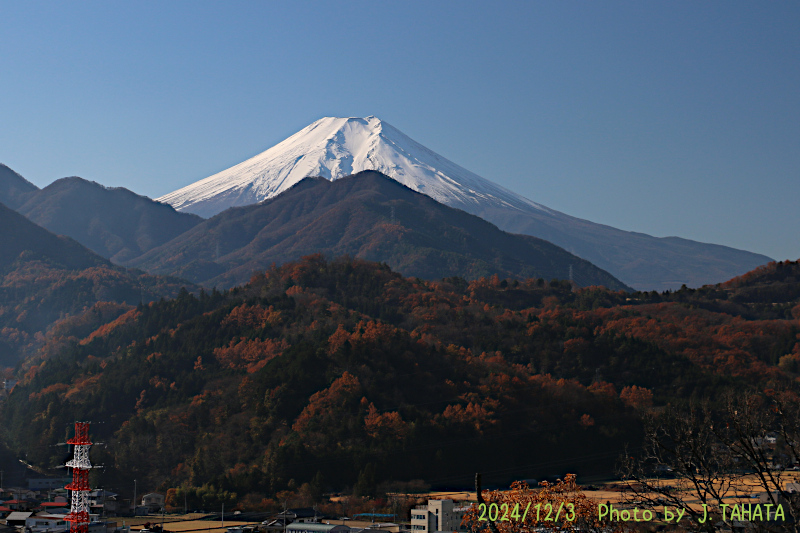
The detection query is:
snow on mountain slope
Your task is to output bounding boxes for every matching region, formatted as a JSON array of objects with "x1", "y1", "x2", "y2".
[
  {"x1": 157, "y1": 116, "x2": 772, "y2": 290},
  {"x1": 157, "y1": 116, "x2": 554, "y2": 219}
]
